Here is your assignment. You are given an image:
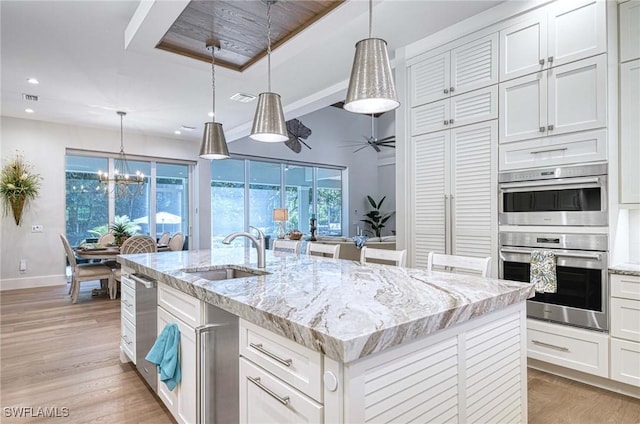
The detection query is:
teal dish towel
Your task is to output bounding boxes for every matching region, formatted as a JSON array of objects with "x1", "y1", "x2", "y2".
[
  {"x1": 145, "y1": 323, "x2": 181, "y2": 391},
  {"x1": 530, "y1": 250, "x2": 557, "y2": 294}
]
